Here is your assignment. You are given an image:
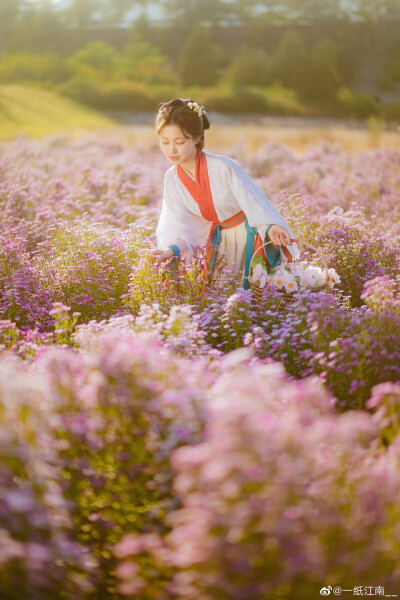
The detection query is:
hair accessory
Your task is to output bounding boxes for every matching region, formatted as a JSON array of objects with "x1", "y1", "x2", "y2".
[{"x1": 187, "y1": 101, "x2": 204, "y2": 118}]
